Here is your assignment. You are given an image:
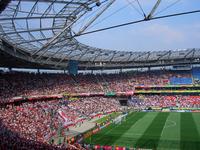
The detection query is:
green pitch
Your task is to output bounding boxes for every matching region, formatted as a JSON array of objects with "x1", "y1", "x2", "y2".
[{"x1": 84, "y1": 112, "x2": 200, "y2": 150}]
